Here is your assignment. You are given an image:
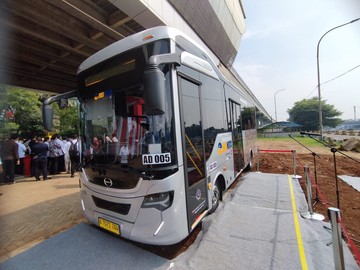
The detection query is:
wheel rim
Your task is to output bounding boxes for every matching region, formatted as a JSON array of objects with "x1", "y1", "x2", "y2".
[
  {"x1": 249, "y1": 152, "x2": 253, "y2": 168},
  {"x1": 212, "y1": 185, "x2": 219, "y2": 207}
]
